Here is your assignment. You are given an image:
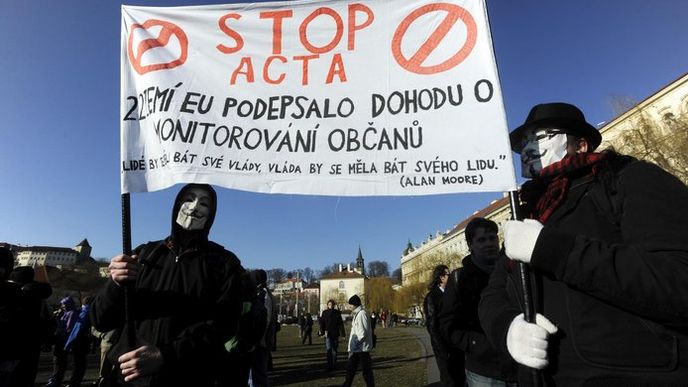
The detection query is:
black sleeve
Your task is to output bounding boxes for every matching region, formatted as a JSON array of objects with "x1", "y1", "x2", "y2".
[
  {"x1": 530, "y1": 162, "x2": 688, "y2": 329},
  {"x1": 437, "y1": 268, "x2": 478, "y2": 352},
  {"x1": 423, "y1": 292, "x2": 433, "y2": 335},
  {"x1": 478, "y1": 256, "x2": 522, "y2": 355}
]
